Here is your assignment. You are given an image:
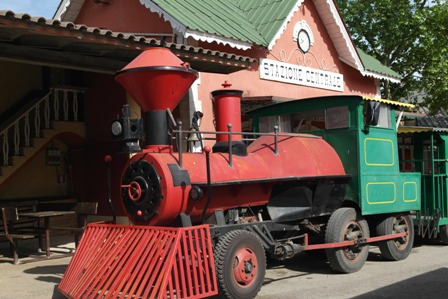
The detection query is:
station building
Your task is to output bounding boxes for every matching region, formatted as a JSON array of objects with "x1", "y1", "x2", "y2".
[{"x1": 0, "y1": 0, "x2": 401, "y2": 223}]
